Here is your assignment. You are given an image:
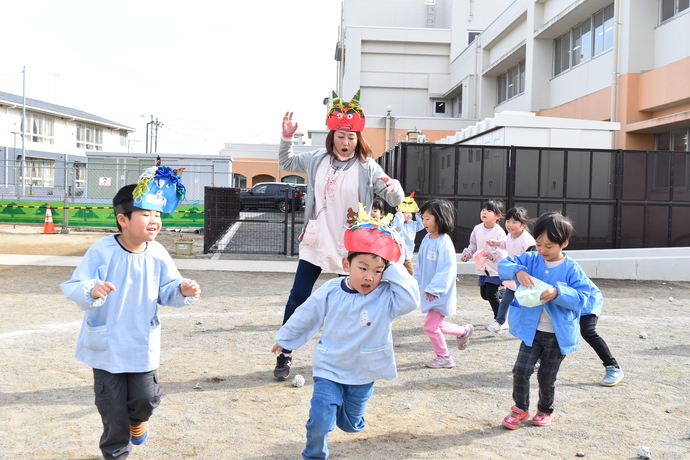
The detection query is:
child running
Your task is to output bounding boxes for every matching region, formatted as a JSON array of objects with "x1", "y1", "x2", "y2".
[
  {"x1": 582, "y1": 283, "x2": 625, "y2": 386},
  {"x1": 60, "y1": 164, "x2": 201, "y2": 460},
  {"x1": 414, "y1": 198, "x2": 473, "y2": 369},
  {"x1": 272, "y1": 206, "x2": 419, "y2": 460},
  {"x1": 498, "y1": 211, "x2": 590, "y2": 429},
  {"x1": 460, "y1": 200, "x2": 507, "y2": 324},
  {"x1": 391, "y1": 192, "x2": 424, "y2": 275},
  {"x1": 485, "y1": 207, "x2": 536, "y2": 333}
]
